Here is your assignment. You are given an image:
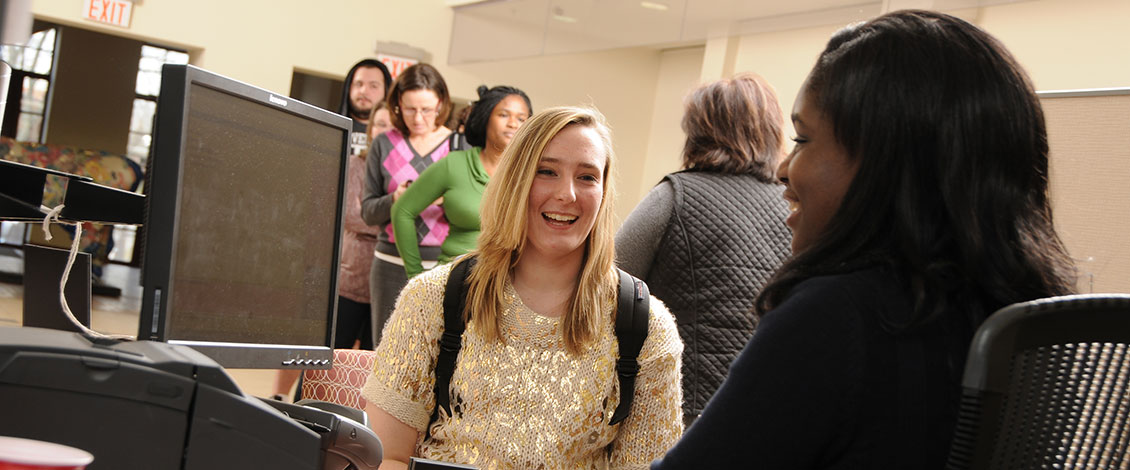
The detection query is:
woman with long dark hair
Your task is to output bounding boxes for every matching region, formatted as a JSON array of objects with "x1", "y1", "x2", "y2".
[{"x1": 652, "y1": 10, "x2": 1076, "y2": 468}]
